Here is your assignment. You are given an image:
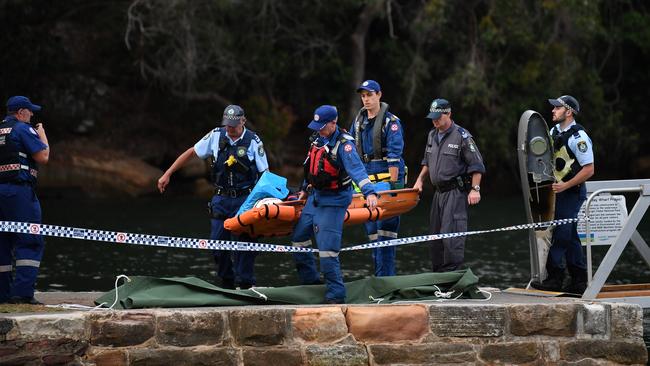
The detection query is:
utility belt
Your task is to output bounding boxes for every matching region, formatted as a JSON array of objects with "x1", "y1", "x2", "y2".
[
  {"x1": 214, "y1": 186, "x2": 252, "y2": 198},
  {"x1": 433, "y1": 175, "x2": 471, "y2": 193}
]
